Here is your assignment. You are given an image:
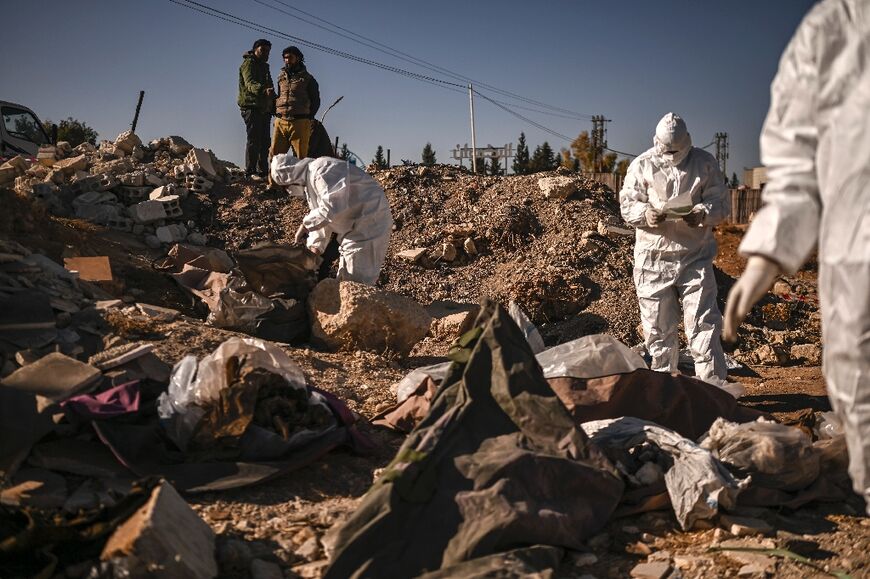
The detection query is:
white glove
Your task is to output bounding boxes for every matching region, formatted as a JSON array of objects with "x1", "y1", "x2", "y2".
[
  {"x1": 723, "y1": 255, "x2": 782, "y2": 342},
  {"x1": 645, "y1": 207, "x2": 666, "y2": 227}
]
